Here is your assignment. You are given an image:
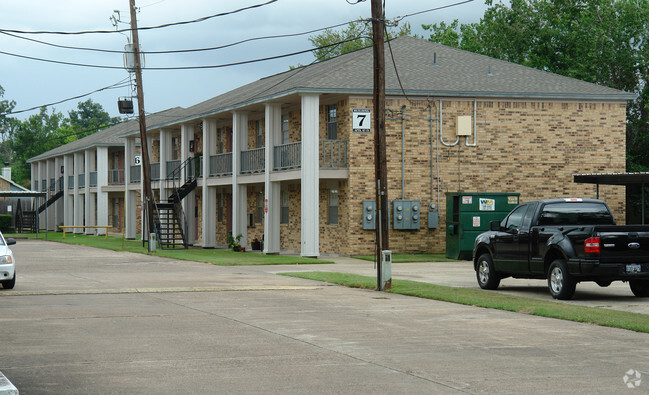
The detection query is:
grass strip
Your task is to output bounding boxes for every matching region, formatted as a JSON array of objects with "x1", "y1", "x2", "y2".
[
  {"x1": 352, "y1": 253, "x2": 460, "y2": 263},
  {"x1": 8, "y1": 233, "x2": 332, "y2": 266},
  {"x1": 280, "y1": 271, "x2": 649, "y2": 333}
]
